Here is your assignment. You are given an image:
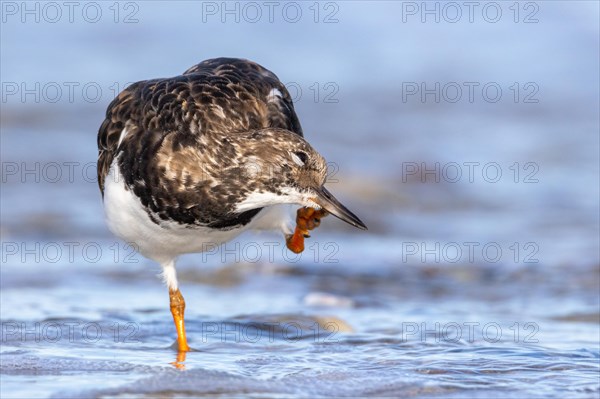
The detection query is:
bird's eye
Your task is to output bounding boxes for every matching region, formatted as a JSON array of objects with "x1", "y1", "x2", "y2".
[{"x1": 290, "y1": 151, "x2": 308, "y2": 166}]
